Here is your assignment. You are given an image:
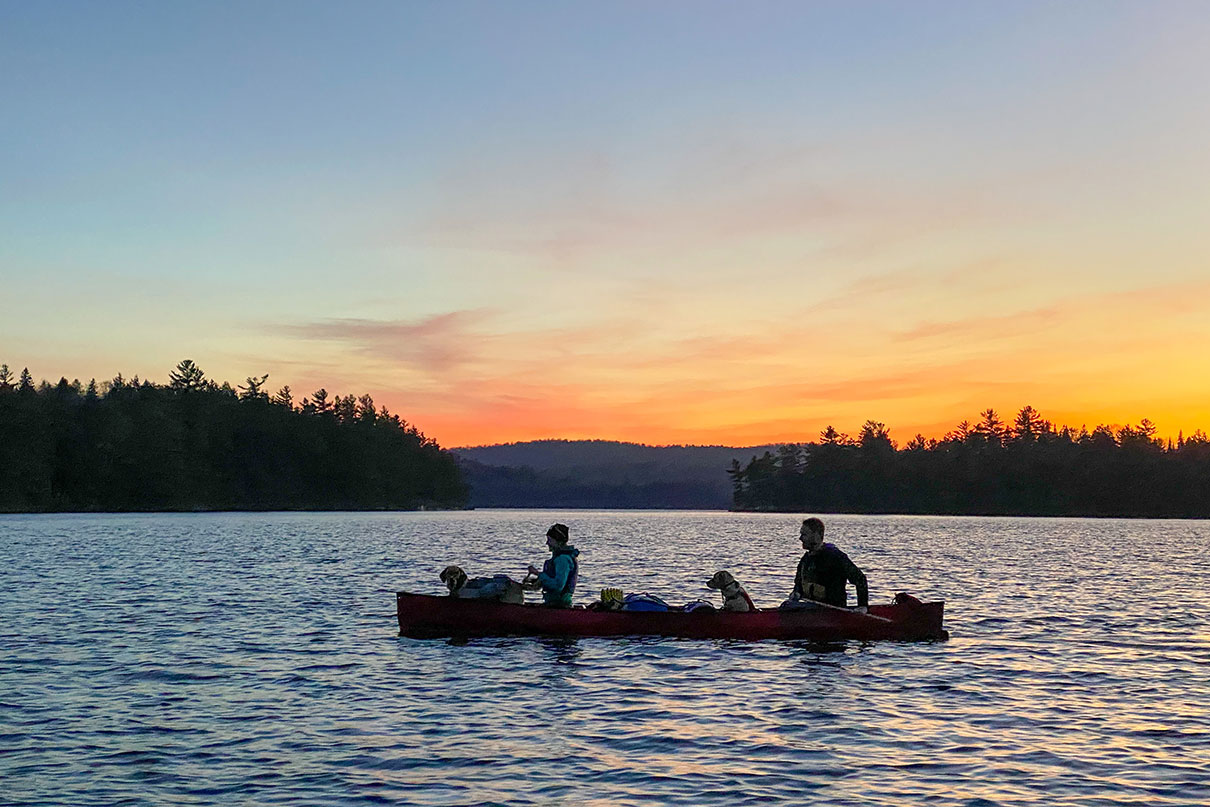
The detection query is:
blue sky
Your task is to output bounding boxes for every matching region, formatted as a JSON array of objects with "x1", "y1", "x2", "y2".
[{"x1": 3, "y1": 1, "x2": 1208, "y2": 445}]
